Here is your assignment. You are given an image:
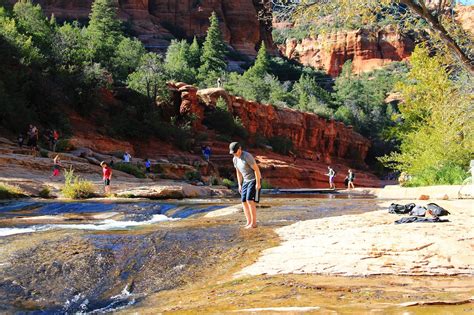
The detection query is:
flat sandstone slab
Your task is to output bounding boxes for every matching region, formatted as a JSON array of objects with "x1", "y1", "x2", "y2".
[{"x1": 236, "y1": 199, "x2": 474, "y2": 277}]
